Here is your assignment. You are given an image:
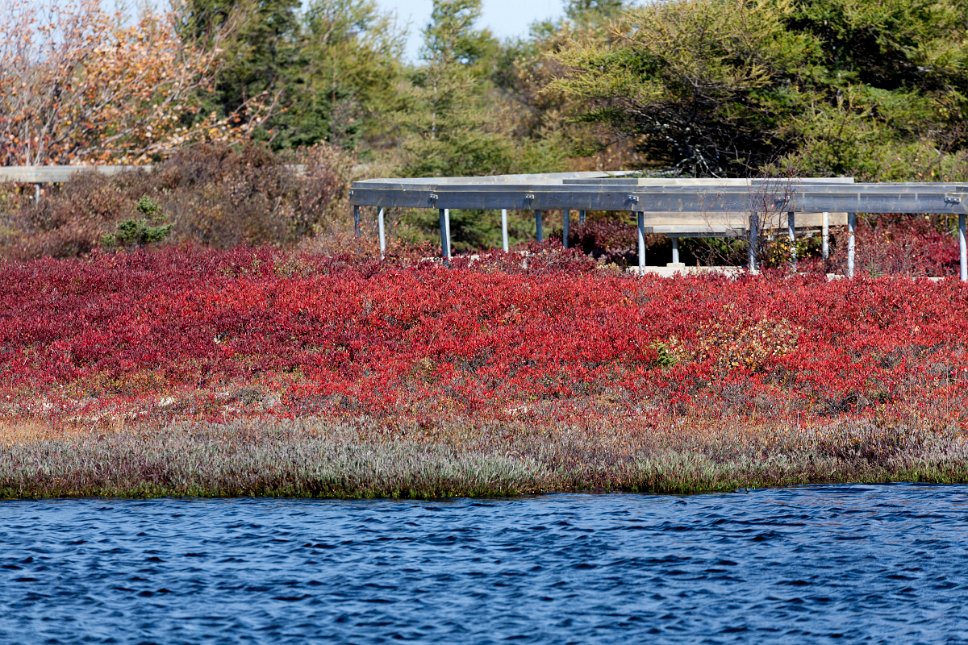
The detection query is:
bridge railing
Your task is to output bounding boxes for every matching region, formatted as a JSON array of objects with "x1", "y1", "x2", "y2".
[
  {"x1": 0, "y1": 164, "x2": 308, "y2": 202},
  {"x1": 350, "y1": 173, "x2": 968, "y2": 280}
]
